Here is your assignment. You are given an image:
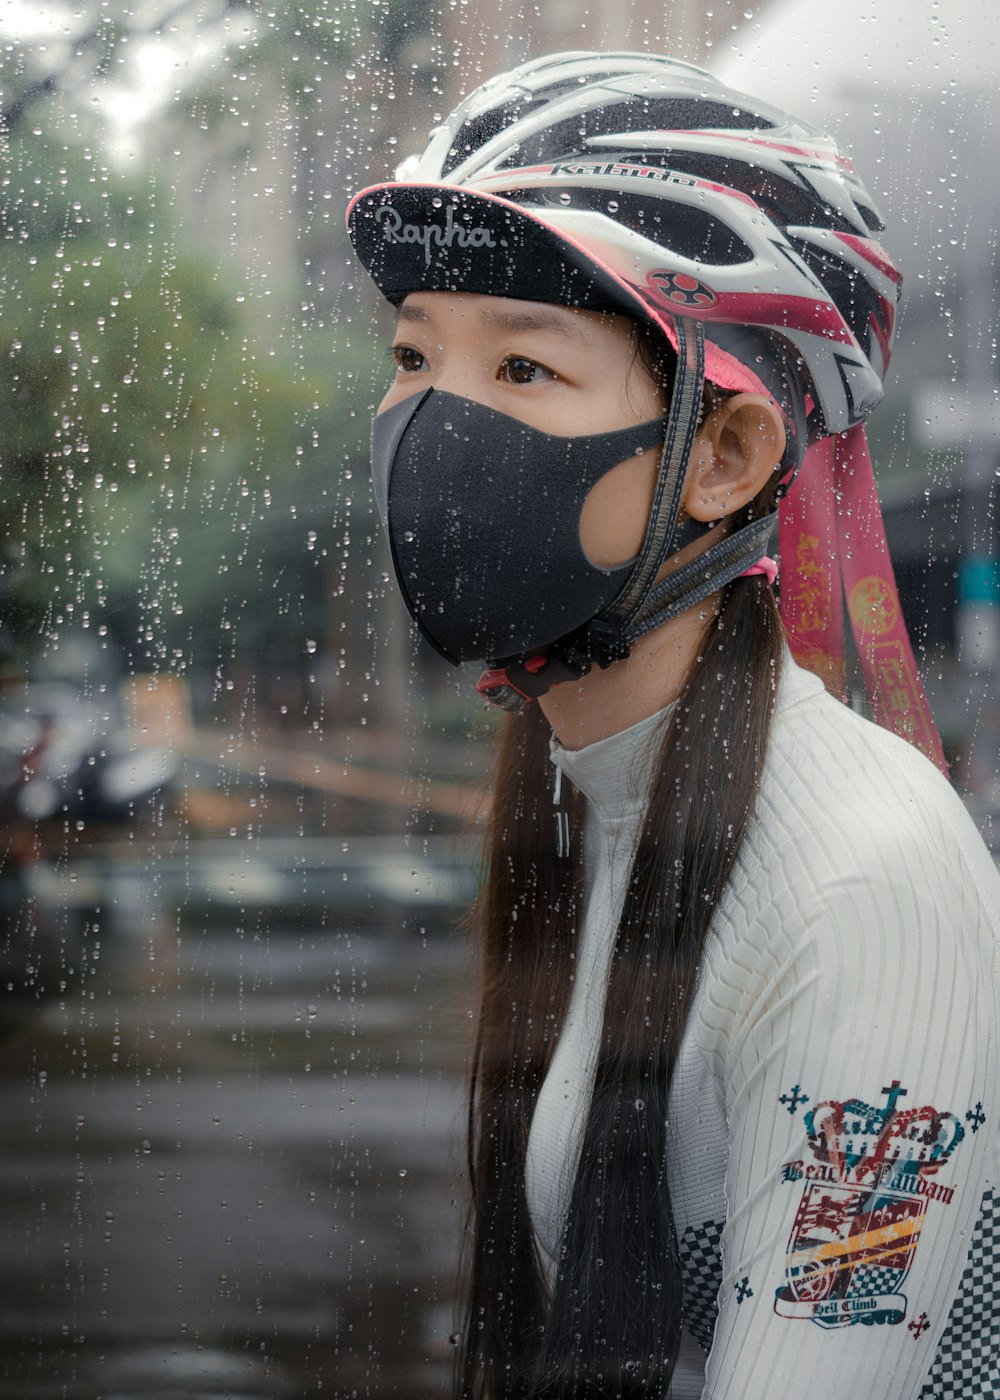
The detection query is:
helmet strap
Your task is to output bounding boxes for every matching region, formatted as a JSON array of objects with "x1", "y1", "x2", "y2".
[
  {"x1": 473, "y1": 515, "x2": 772, "y2": 712},
  {"x1": 589, "y1": 316, "x2": 707, "y2": 649},
  {"x1": 624, "y1": 512, "x2": 777, "y2": 645}
]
